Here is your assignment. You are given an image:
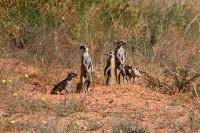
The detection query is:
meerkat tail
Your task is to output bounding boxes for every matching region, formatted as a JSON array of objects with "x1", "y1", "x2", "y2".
[{"x1": 111, "y1": 56, "x2": 116, "y2": 85}]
